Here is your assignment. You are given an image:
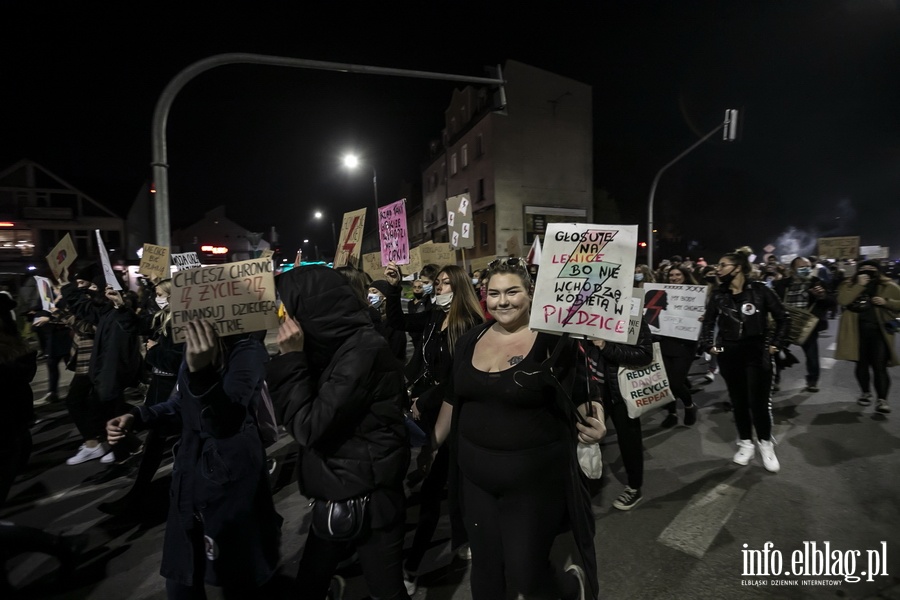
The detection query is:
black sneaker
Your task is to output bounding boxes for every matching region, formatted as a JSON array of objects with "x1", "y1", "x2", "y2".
[
  {"x1": 612, "y1": 486, "x2": 642, "y2": 511},
  {"x1": 805, "y1": 384, "x2": 819, "y2": 393},
  {"x1": 858, "y1": 393, "x2": 873, "y2": 406},
  {"x1": 660, "y1": 413, "x2": 678, "y2": 429},
  {"x1": 683, "y1": 404, "x2": 698, "y2": 426}
]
